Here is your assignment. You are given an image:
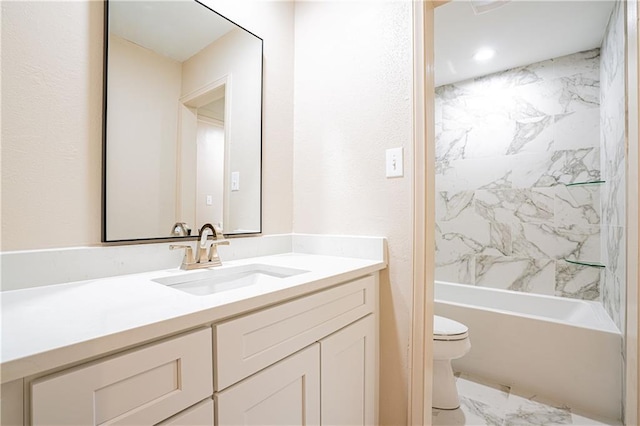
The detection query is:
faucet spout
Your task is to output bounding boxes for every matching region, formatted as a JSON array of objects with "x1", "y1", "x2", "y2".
[{"x1": 199, "y1": 223, "x2": 217, "y2": 247}]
